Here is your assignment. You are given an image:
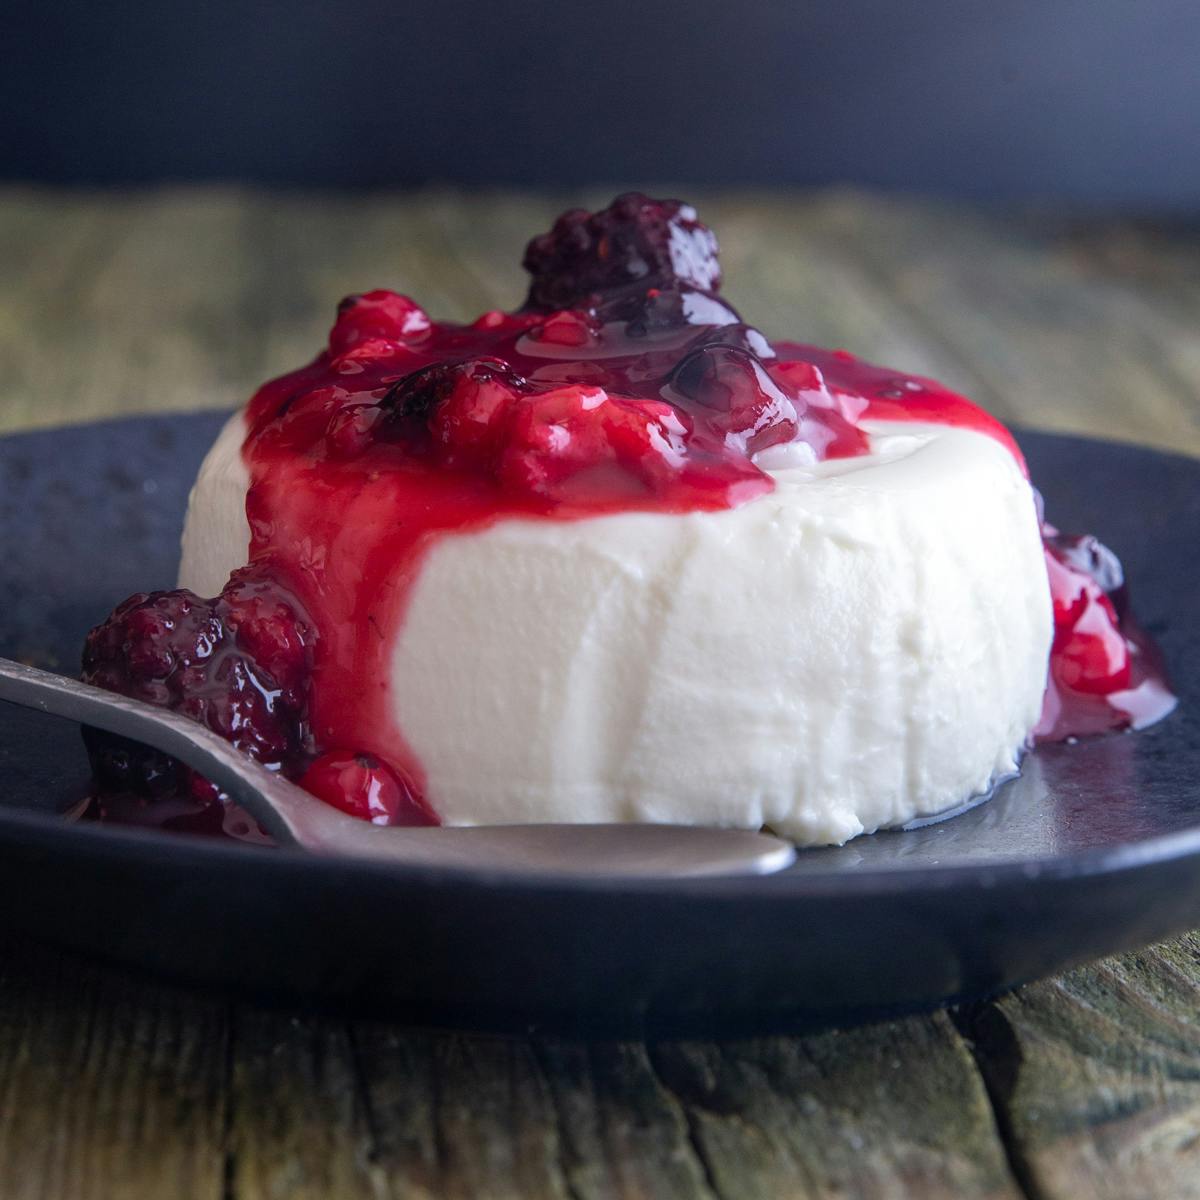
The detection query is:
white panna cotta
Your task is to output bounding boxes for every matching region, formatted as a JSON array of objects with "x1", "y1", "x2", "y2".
[
  {"x1": 85, "y1": 197, "x2": 1171, "y2": 841},
  {"x1": 180, "y1": 409, "x2": 1052, "y2": 846}
]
